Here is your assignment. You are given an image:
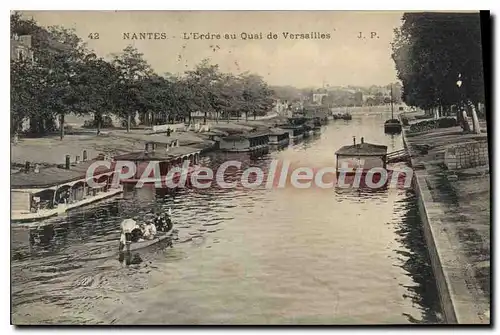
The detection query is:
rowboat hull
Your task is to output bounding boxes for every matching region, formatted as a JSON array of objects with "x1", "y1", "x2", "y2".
[
  {"x1": 120, "y1": 222, "x2": 175, "y2": 252},
  {"x1": 126, "y1": 232, "x2": 173, "y2": 252}
]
